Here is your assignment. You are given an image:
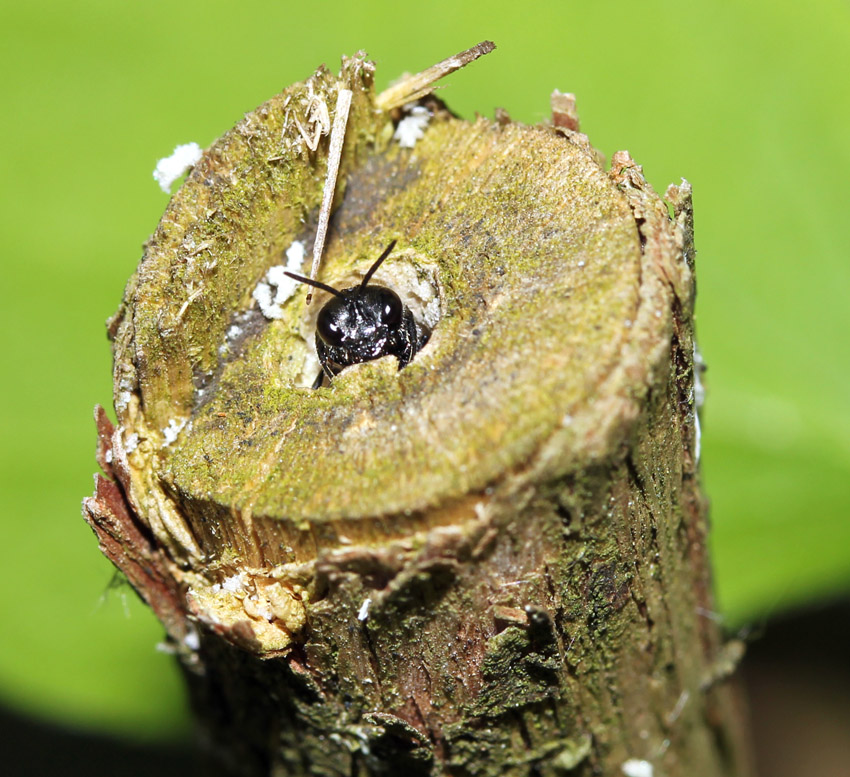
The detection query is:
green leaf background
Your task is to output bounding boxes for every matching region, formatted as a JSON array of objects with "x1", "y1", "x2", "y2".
[{"x1": 1, "y1": 0, "x2": 847, "y2": 741}]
